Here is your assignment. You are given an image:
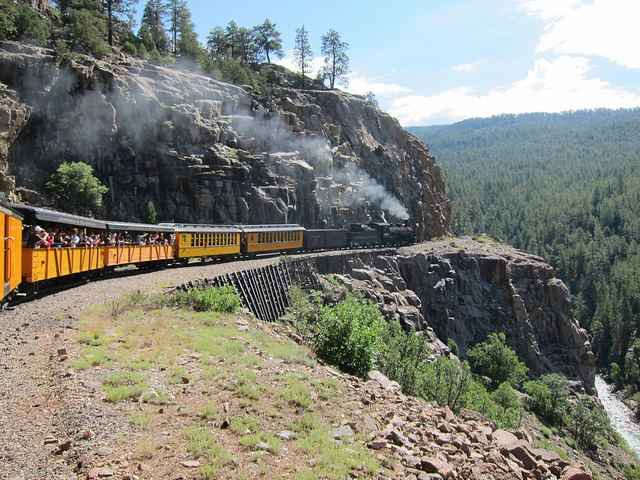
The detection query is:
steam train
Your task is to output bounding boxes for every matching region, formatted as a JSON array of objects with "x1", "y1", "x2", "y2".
[{"x1": 0, "y1": 202, "x2": 416, "y2": 303}]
